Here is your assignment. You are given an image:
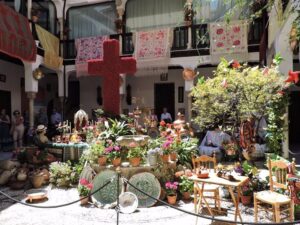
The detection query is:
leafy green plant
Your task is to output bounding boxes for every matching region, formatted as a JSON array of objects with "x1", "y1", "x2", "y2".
[
  {"x1": 49, "y1": 161, "x2": 73, "y2": 187},
  {"x1": 99, "y1": 118, "x2": 134, "y2": 142},
  {"x1": 179, "y1": 176, "x2": 193, "y2": 193},
  {"x1": 105, "y1": 144, "x2": 121, "y2": 160},
  {"x1": 177, "y1": 138, "x2": 198, "y2": 168},
  {"x1": 128, "y1": 146, "x2": 146, "y2": 159}
]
